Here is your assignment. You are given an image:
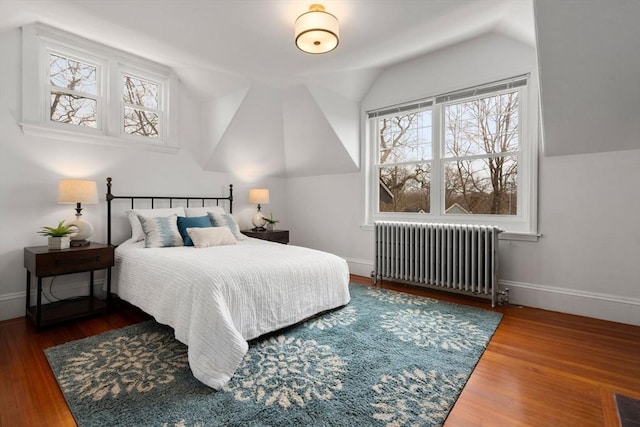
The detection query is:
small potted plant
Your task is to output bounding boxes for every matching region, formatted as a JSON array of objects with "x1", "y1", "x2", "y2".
[
  {"x1": 38, "y1": 220, "x2": 77, "y2": 250},
  {"x1": 262, "y1": 213, "x2": 279, "y2": 231}
]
